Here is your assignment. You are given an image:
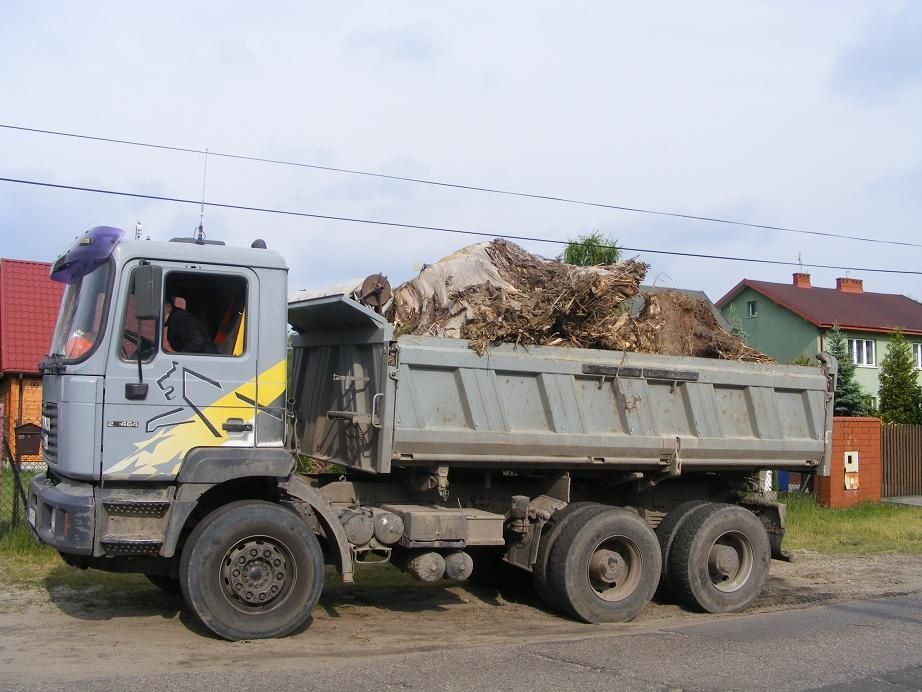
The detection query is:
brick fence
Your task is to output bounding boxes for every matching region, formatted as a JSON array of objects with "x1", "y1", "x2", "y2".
[{"x1": 815, "y1": 416, "x2": 882, "y2": 509}]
